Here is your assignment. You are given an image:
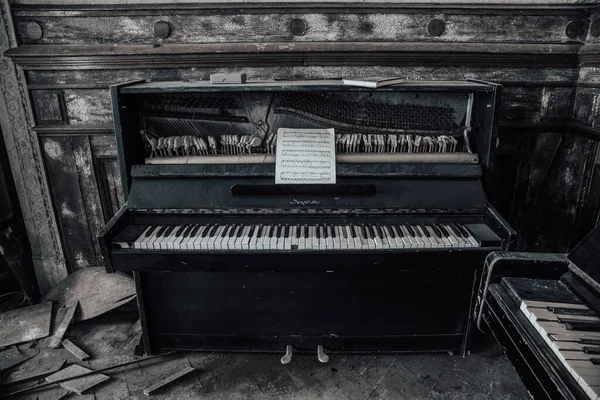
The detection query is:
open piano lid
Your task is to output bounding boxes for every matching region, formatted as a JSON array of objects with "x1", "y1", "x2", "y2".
[{"x1": 567, "y1": 224, "x2": 600, "y2": 294}]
